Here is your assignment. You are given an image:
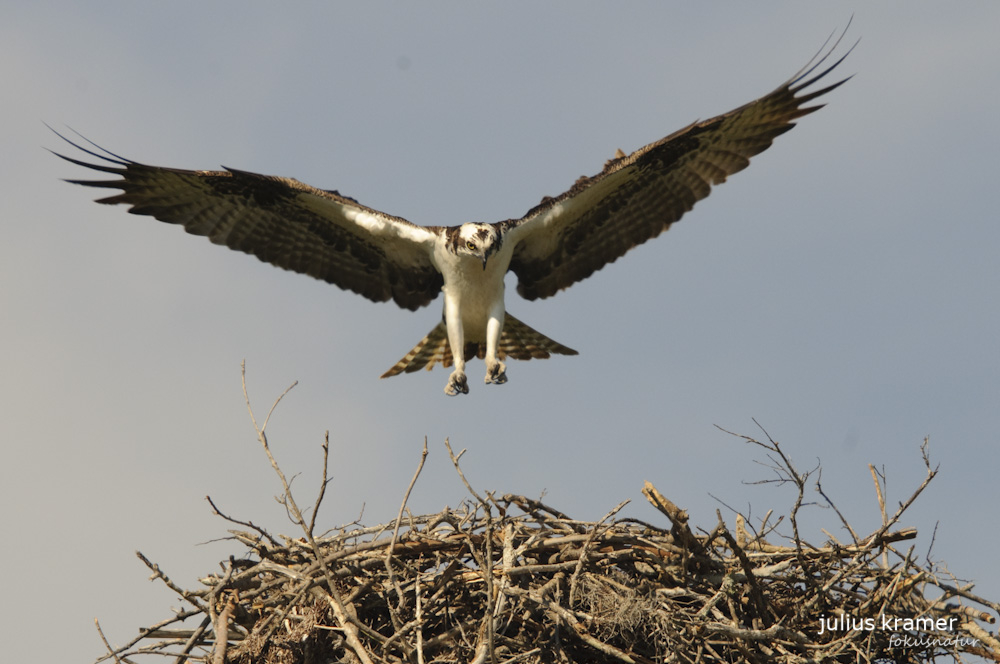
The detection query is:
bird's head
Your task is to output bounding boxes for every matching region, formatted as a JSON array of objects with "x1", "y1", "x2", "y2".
[{"x1": 455, "y1": 223, "x2": 502, "y2": 270}]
